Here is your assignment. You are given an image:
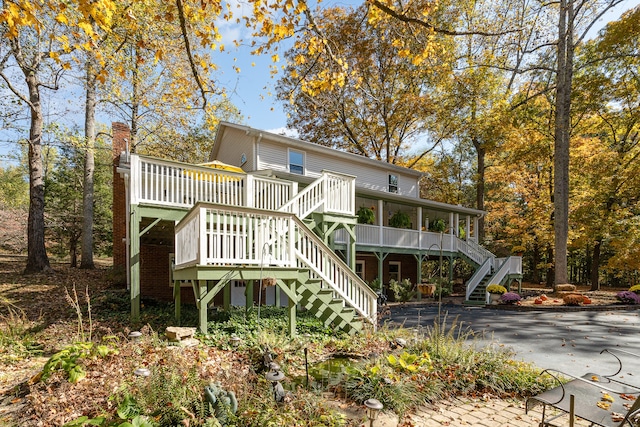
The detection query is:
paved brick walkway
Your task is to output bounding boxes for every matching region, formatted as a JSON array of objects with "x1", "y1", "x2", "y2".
[{"x1": 405, "y1": 398, "x2": 591, "y2": 427}]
